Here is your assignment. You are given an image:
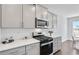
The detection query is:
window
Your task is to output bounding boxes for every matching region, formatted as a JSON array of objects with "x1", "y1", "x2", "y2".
[{"x1": 73, "y1": 20, "x2": 79, "y2": 37}]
